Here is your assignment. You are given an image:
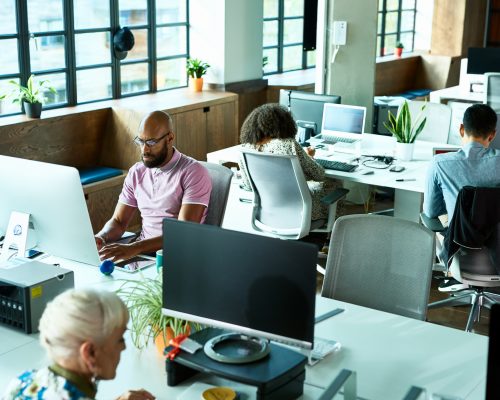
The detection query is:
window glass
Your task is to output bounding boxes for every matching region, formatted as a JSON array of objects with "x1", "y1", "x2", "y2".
[
  {"x1": 75, "y1": 32, "x2": 111, "y2": 67},
  {"x1": 401, "y1": 11, "x2": 415, "y2": 31},
  {"x1": 156, "y1": 0, "x2": 187, "y2": 24},
  {"x1": 399, "y1": 32, "x2": 413, "y2": 50},
  {"x1": 124, "y1": 29, "x2": 148, "y2": 60},
  {"x1": 386, "y1": 0, "x2": 399, "y2": 11},
  {"x1": 284, "y1": 0, "x2": 304, "y2": 17},
  {"x1": 402, "y1": 0, "x2": 416, "y2": 9},
  {"x1": 120, "y1": 1, "x2": 148, "y2": 27},
  {"x1": 0, "y1": 0, "x2": 17, "y2": 34},
  {"x1": 156, "y1": 26, "x2": 187, "y2": 57},
  {"x1": 74, "y1": 0, "x2": 110, "y2": 29},
  {"x1": 37, "y1": 72, "x2": 66, "y2": 106},
  {"x1": 263, "y1": 20, "x2": 278, "y2": 47},
  {"x1": 385, "y1": 11, "x2": 398, "y2": 34},
  {"x1": 376, "y1": 36, "x2": 382, "y2": 56},
  {"x1": 0, "y1": 39, "x2": 19, "y2": 74},
  {"x1": 27, "y1": 0, "x2": 64, "y2": 32},
  {"x1": 283, "y1": 18, "x2": 303, "y2": 44},
  {"x1": 378, "y1": 12, "x2": 383, "y2": 34},
  {"x1": 157, "y1": 58, "x2": 186, "y2": 90},
  {"x1": 384, "y1": 34, "x2": 397, "y2": 54},
  {"x1": 121, "y1": 63, "x2": 149, "y2": 94},
  {"x1": 77, "y1": 67, "x2": 112, "y2": 103},
  {"x1": 306, "y1": 50, "x2": 316, "y2": 67},
  {"x1": 283, "y1": 45, "x2": 302, "y2": 71},
  {"x1": 30, "y1": 35, "x2": 66, "y2": 71},
  {"x1": 264, "y1": 0, "x2": 279, "y2": 19},
  {"x1": 0, "y1": 78, "x2": 21, "y2": 115},
  {"x1": 378, "y1": 0, "x2": 384, "y2": 12},
  {"x1": 263, "y1": 48, "x2": 278, "y2": 74}
]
